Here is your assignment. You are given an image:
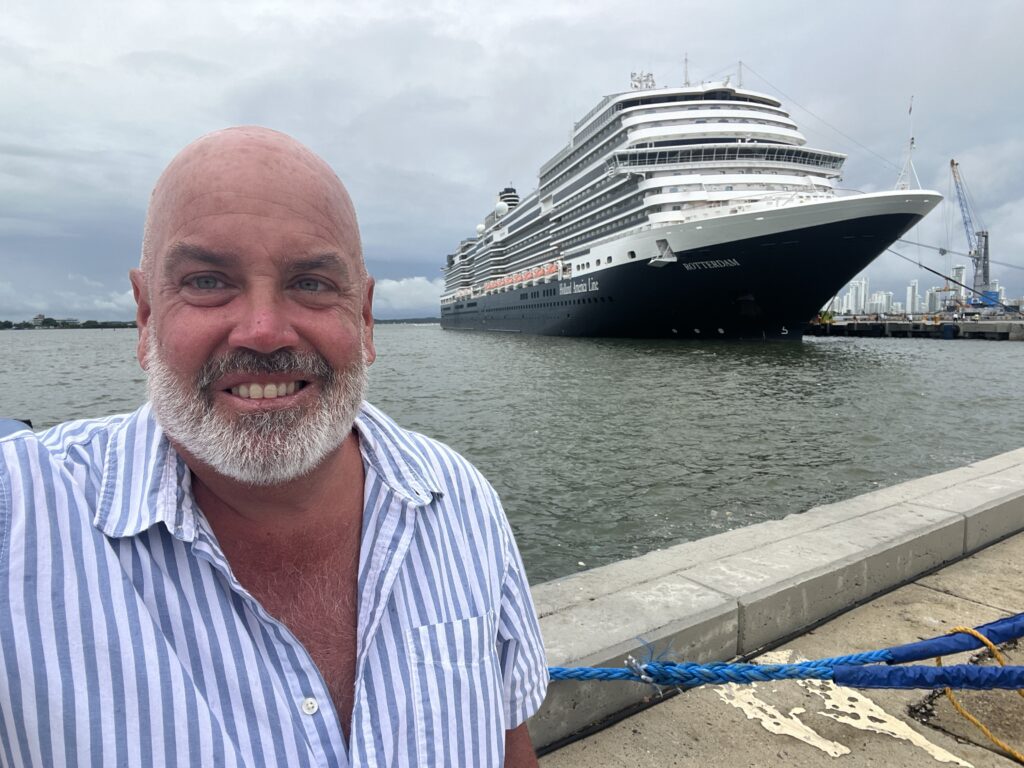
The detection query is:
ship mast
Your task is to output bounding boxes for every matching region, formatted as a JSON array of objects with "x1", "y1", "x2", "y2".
[{"x1": 895, "y1": 96, "x2": 921, "y2": 190}]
